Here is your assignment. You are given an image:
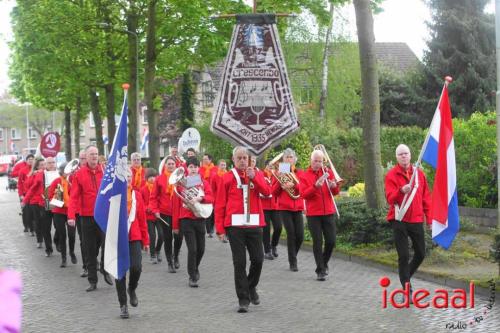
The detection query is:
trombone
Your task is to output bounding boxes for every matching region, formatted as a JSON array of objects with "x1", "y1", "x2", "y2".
[{"x1": 313, "y1": 144, "x2": 341, "y2": 217}]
